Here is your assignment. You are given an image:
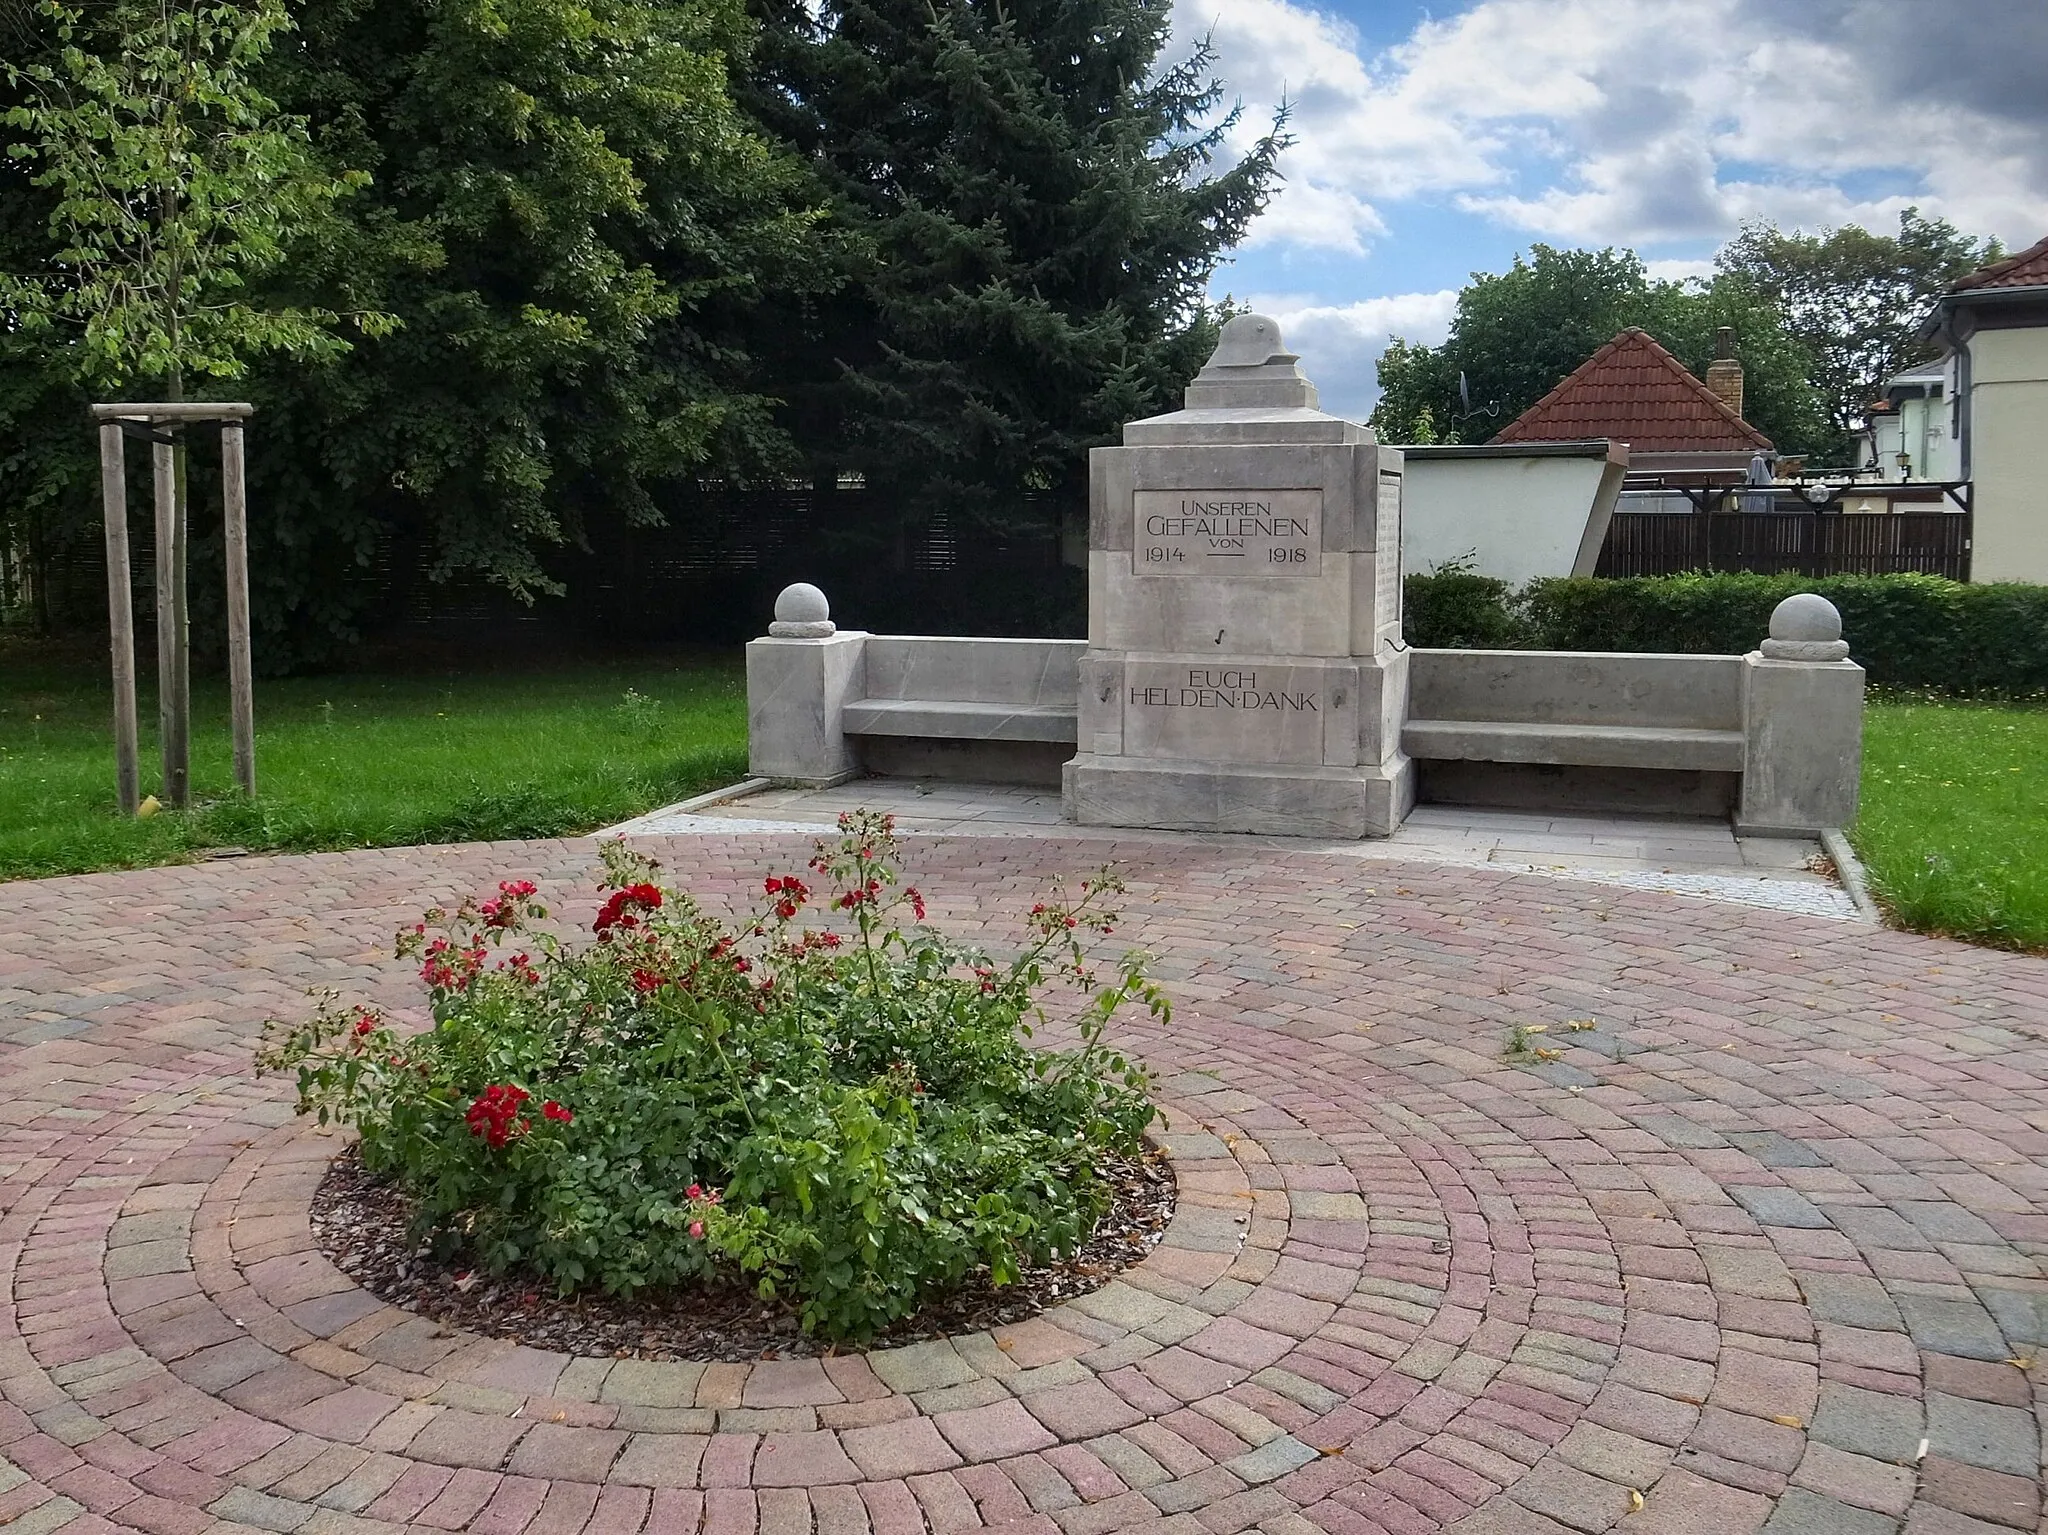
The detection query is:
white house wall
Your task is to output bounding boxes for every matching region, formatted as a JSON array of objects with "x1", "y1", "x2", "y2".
[
  {"x1": 1401, "y1": 452, "x2": 1626, "y2": 585},
  {"x1": 1968, "y1": 327, "x2": 2048, "y2": 582}
]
